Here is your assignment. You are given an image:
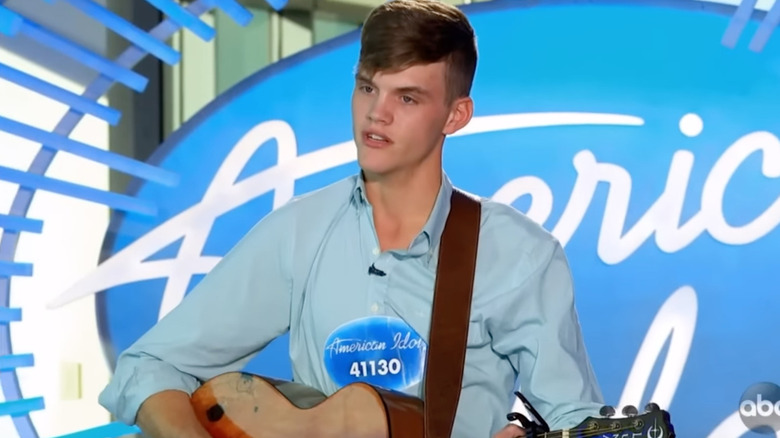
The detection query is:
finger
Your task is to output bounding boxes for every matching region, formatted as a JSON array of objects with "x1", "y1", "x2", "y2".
[{"x1": 494, "y1": 424, "x2": 525, "y2": 438}]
